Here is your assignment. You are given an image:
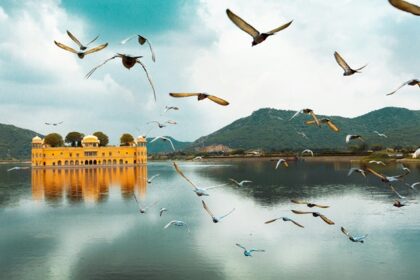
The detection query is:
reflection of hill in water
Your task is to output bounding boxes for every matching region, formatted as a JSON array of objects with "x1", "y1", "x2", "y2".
[{"x1": 31, "y1": 167, "x2": 147, "y2": 204}]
